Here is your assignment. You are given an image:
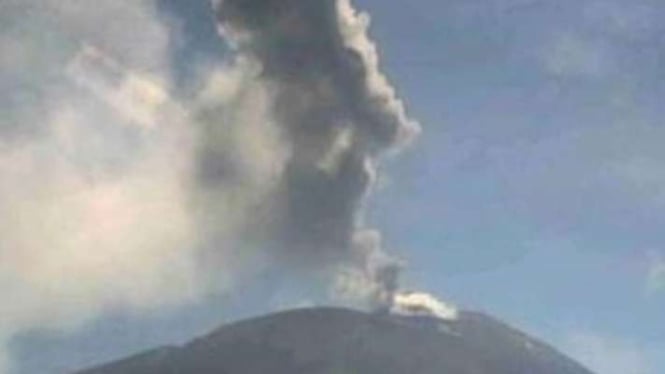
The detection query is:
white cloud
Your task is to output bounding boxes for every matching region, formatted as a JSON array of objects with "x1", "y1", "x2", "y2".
[{"x1": 563, "y1": 331, "x2": 654, "y2": 374}]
